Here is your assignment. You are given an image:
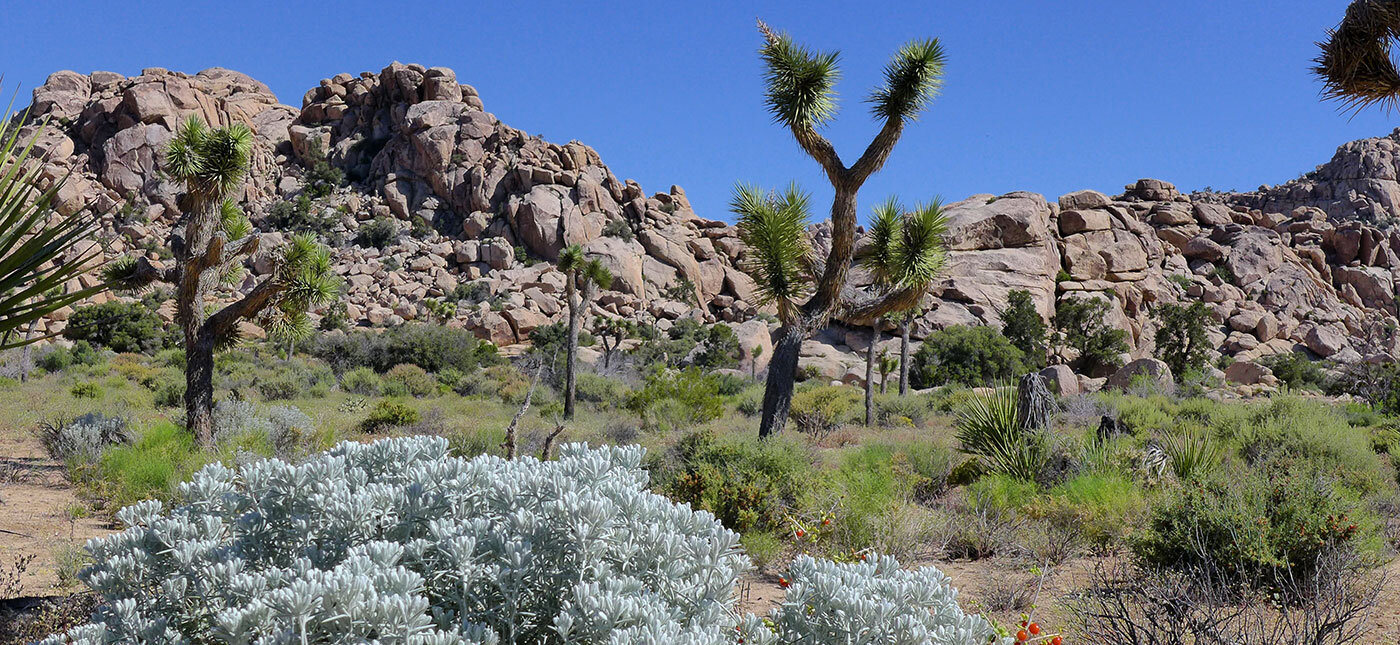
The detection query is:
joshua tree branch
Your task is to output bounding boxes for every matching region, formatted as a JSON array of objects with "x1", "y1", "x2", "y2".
[
  {"x1": 203, "y1": 275, "x2": 285, "y2": 339},
  {"x1": 849, "y1": 119, "x2": 905, "y2": 186}
]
